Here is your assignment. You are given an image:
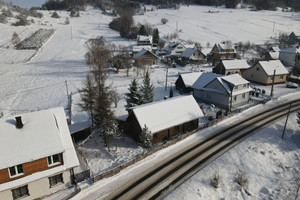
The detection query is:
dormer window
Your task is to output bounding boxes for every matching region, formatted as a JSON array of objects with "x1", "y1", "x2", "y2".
[
  {"x1": 48, "y1": 154, "x2": 60, "y2": 166},
  {"x1": 9, "y1": 164, "x2": 24, "y2": 178}
]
